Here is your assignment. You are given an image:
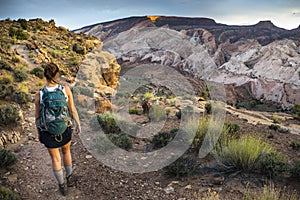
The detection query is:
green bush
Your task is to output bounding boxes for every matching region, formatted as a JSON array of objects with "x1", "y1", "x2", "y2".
[
  {"x1": 0, "y1": 74, "x2": 14, "y2": 84},
  {"x1": 205, "y1": 102, "x2": 212, "y2": 114},
  {"x1": 9, "y1": 26, "x2": 29, "y2": 40},
  {"x1": 0, "y1": 60, "x2": 13, "y2": 71},
  {"x1": 295, "y1": 104, "x2": 300, "y2": 118},
  {"x1": 0, "y1": 104, "x2": 21, "y2": 126},
  {"x1": 0, "y1": 185, "x2": 20, "y2": 200},
  {"x1": 17, "y1": 18, "x2": 28, "y2": 30},
  {"x1": 29, "y1": 67, "x2": 44, "y2": 79},
  {"x1": 72, "y1": 43, "x2": 86, "y2": 55},
  {"x1": 12, "y1": 91, "x2": 31, "y2": 104},
  {"x1": 269, "y1": 124, "x2": 280, "y2": 131},
  {"x1": 151, "y1": 131, "x2": 176, "y2": 149},
  {"x1": 290, "y1": 141, "x2": 300, "y2": 150},
  {"x1": 107, "y1": 133, "x2": 132, "y2": 150},
  {"x1": 143, "y1": 92, "x2": 155, "y2": 100},
  {"x1": 291, "y1": 160, "x2": 300, "y2": 178},
  {"x1": 0, "y1": 148, "x2": 17, "y2": 168},
  {"x1": 0, "y1": 85, "x2": 15, "y2": 100},
  {"x1": 11, "y1": 56, "x2": 20, "y2": 63},
  {"x1": 214, "y1": 122, "x2": 241, "y2": 152},
  {"x1": 213, "y1": 135, "x2": 273, "y2": 172},
  {"x1": 96, "y1": 112, "x2": 139, "y2": 135},
  {"x1": 184, "y1": 117, "x2": 210, "y2": 151},
  {"x1": 272, "y1": 114, "x2": 280, "y2": 124},
  {"x1": 244, "y1": 184, "x2": 299, "y2": 200},
  {"x1": 14, "y1": 70, "x2": 28, "y2": 82},
  {"x1": 164, "y1": 155, "x2": 197, "y2": 177},
  {"x1": 129, "y1": 108, "x2": 139, "y2": 115},
  {"x1": 148, "y1": 105, "x2": 166, "y2": 122},
  {"x1": 257, "y1": 151, "x2": 289, "y2": 177}
]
